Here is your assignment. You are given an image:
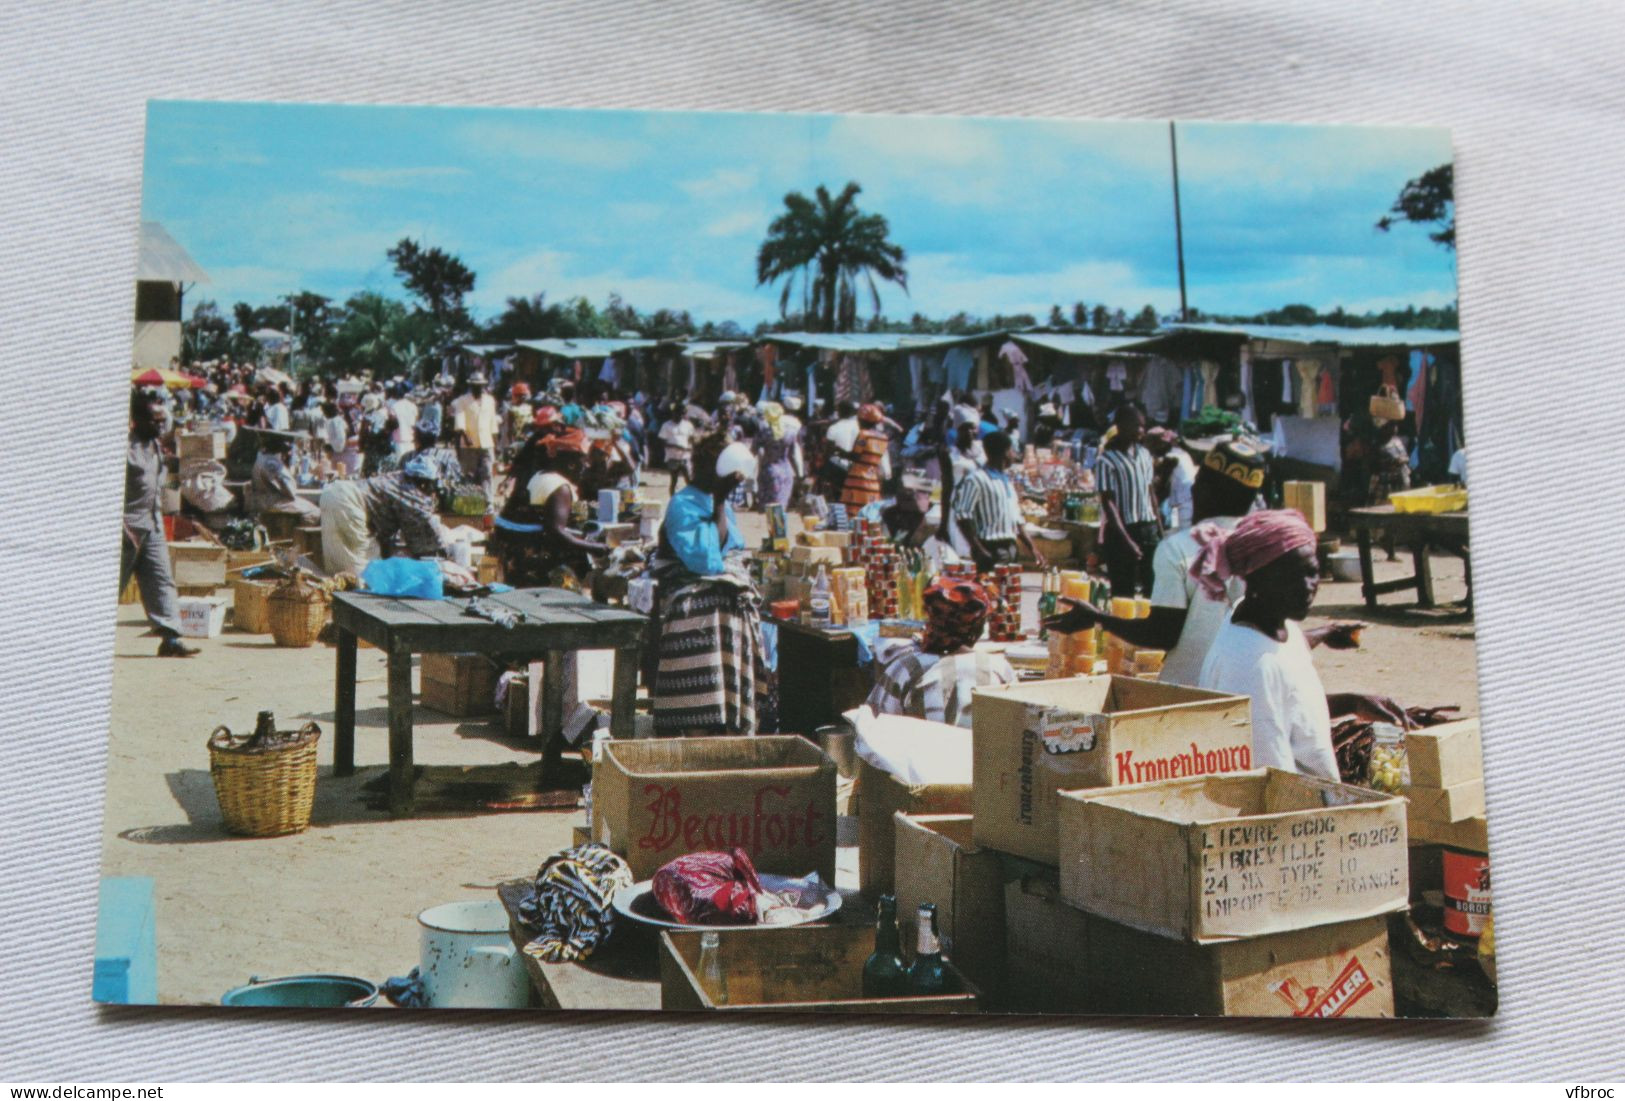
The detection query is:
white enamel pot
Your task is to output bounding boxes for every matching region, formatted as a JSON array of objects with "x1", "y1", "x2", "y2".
[{"x1": 417, "y1": 899, "x2": 530, "y2": 1009}]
